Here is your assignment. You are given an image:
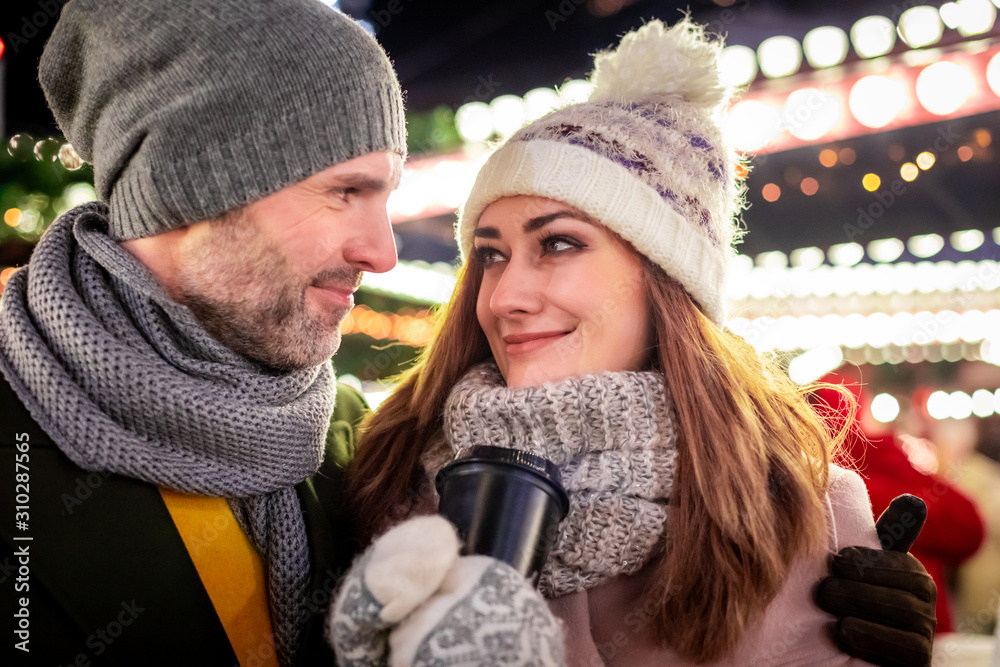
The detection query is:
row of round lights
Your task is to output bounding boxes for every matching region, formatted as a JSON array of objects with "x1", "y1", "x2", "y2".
[
  {"x1": 744, "y1": 228, "x2": 999, "y2": 269},
  {"x1": 731, "y1": 259, "x2": 1000, "y2": 303},
  {"x1": 8, "y1": 134, "x2": 85, "y2": 171},
  {"x1": 872, "y1": 387, "x2": 1000, "y2": 422},
  {"x1": 925, "y1": 387, "x2": 1000, "y2": 419},
  {"x1": 788, "y1": 338, "x2": 991, "y2": 384},
  {"x1": 725, "y1": 51, "x2": 1000, "y2": 151},
  {"x1": 842, "y1": 339, "x2": 986, "y2": 366},
  {"x1": 454, "y1": 4, "x2": 1000, "y2": 146},
  {"x1": 732, "y1": 249, "x2": 1000, "y2": 305},
  {"x1": 721, "y1": 0, "x2": 1000, "y2": 86},
  {"x1": 454, "y1": 81, "x2": 591, "y2": 144},
  {"x1": 456, "y1": 52, "x2": 1000, "y2": 147},
  {"x1": 783, "y1": 339, "x2": 991, "y2": 383},
  {"x1": 729, "y1": 310, "x2": 1000, "y2": 353}
]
